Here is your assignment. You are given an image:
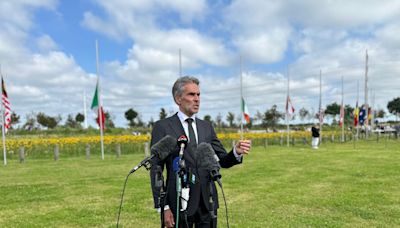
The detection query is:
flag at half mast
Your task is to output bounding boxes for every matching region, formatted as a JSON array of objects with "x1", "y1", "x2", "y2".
[
  {"x1": 1, "y1": 76, "x2": 11, "y2": 133},
  {"x1": 286, "y1": 95, "x2": 295, "y2": 117},
  {"x1": 91, "y1": 79, "x2": 105, "y2": 129},
  {"x1": 241, "y1": 97, "x2": 250, "y2": 124}
]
